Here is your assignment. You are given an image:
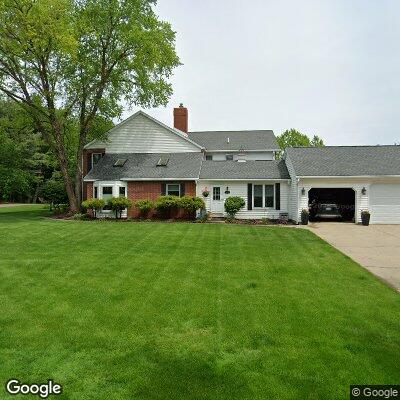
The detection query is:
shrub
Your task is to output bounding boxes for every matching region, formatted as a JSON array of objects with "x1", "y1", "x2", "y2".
[
  {"x1": 82, "y1": 198, "x2": 105, "y2": 218},
  {"x1": 136, "y1": 199, "x2": 154, "y2": 218},
  {"x1": 73, "y1": 212, "x2": 88, "y2": 221},
  {"x1": 155, "y1": 195, "x2": 180, "y2": 218},
  {"x1": 178, "y1": 196, "x2": 206, "y2": 214},
  {"x1": 41, "y1": 179, "x2": 68, "y2": 208},
  {"x1": 107, "y1": 197, "x2": 133, "y2": 219},
  {"x1": 224, "y1": 196, "x2": 245, "y2": 218}
]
